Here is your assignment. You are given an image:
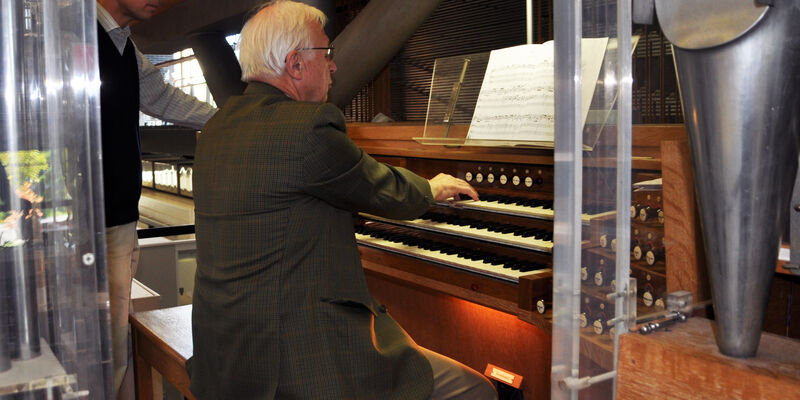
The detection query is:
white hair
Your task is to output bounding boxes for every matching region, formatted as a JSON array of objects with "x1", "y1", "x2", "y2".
[{"x1": 238, "y1": 0, "x2": 327, "y2": 81}]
